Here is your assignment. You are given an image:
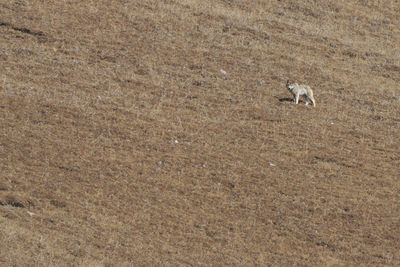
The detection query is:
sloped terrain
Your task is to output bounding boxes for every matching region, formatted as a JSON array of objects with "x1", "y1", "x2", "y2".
[{"x1": 1, "y1": 0, "x2": 399, "y2": 265}]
